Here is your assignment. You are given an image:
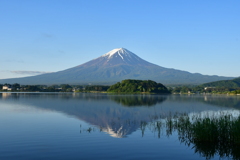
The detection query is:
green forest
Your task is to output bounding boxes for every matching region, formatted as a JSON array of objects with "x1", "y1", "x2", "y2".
[
  {"x1": 107, "y1": 79, "x2": 170, "y2": 94},
  {"x1": 1, "y1": 78, "x2": 240, "y2": 95},
  {"x1": 202, "y1": 77, "x2": 240, "y2": 88}
]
